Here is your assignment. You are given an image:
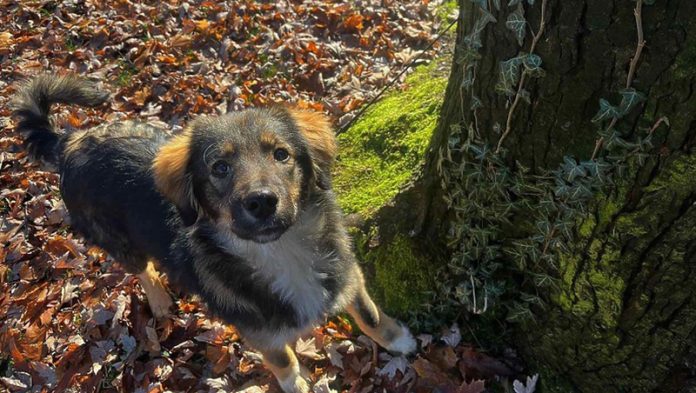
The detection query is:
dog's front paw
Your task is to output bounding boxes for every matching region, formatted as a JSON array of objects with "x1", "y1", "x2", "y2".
[
  {"x1": 277, "y1": 374, "x2": 310, "y2": 393},
  {"x1": 386, "y1": 323, "x2": 417, "y2": 356}
]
